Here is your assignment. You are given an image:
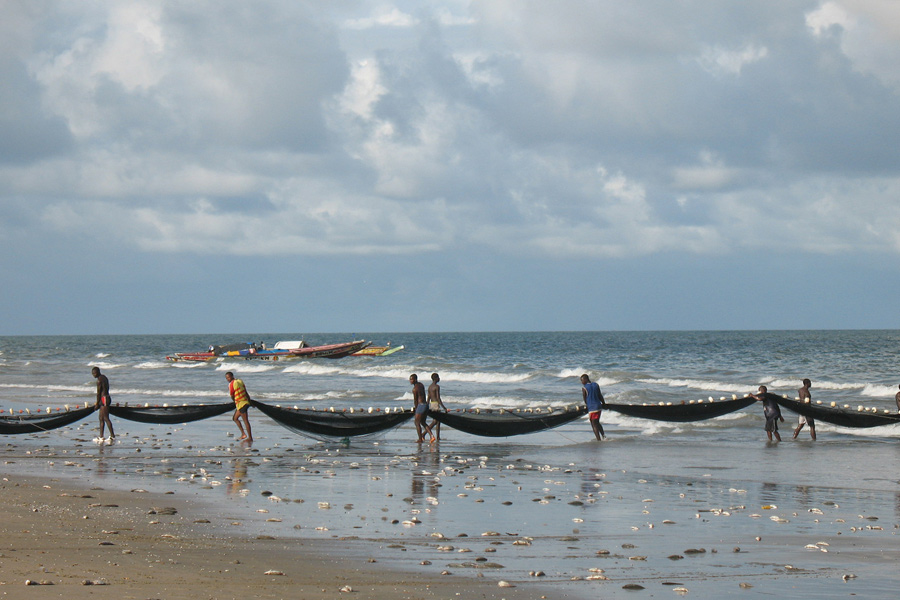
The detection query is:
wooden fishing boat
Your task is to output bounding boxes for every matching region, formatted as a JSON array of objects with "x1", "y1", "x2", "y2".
[
  {"x1": 352, "y1": 343, "x2": 404, "y2": 357},
  {"x1": 288, "y1": 340, "x2": 370, "y2": 359},
  {"x1": 166, "y1": 340, "x2": 370, "y2": 361}
]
